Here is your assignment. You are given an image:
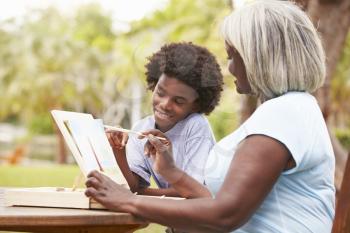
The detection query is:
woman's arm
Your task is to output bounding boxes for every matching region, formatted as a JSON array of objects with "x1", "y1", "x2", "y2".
[
  {"x1": 86, "y1": 134, "x2": 291, "y2": 232},
  {"x1": 138, "y1": 187, "x2": 180, "y2": 197}
]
